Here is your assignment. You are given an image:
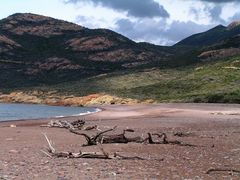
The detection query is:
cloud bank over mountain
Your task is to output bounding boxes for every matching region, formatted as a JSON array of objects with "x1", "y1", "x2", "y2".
[
  {"x1": 64, "y1": 0, "x2": 169, "y2": 18},
  {"x1": 63, "y1": 0, "x2": 240, "y2": 45},
  {"x1": 1, "y1": 0, "x2": 240, "y2": 45}
]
